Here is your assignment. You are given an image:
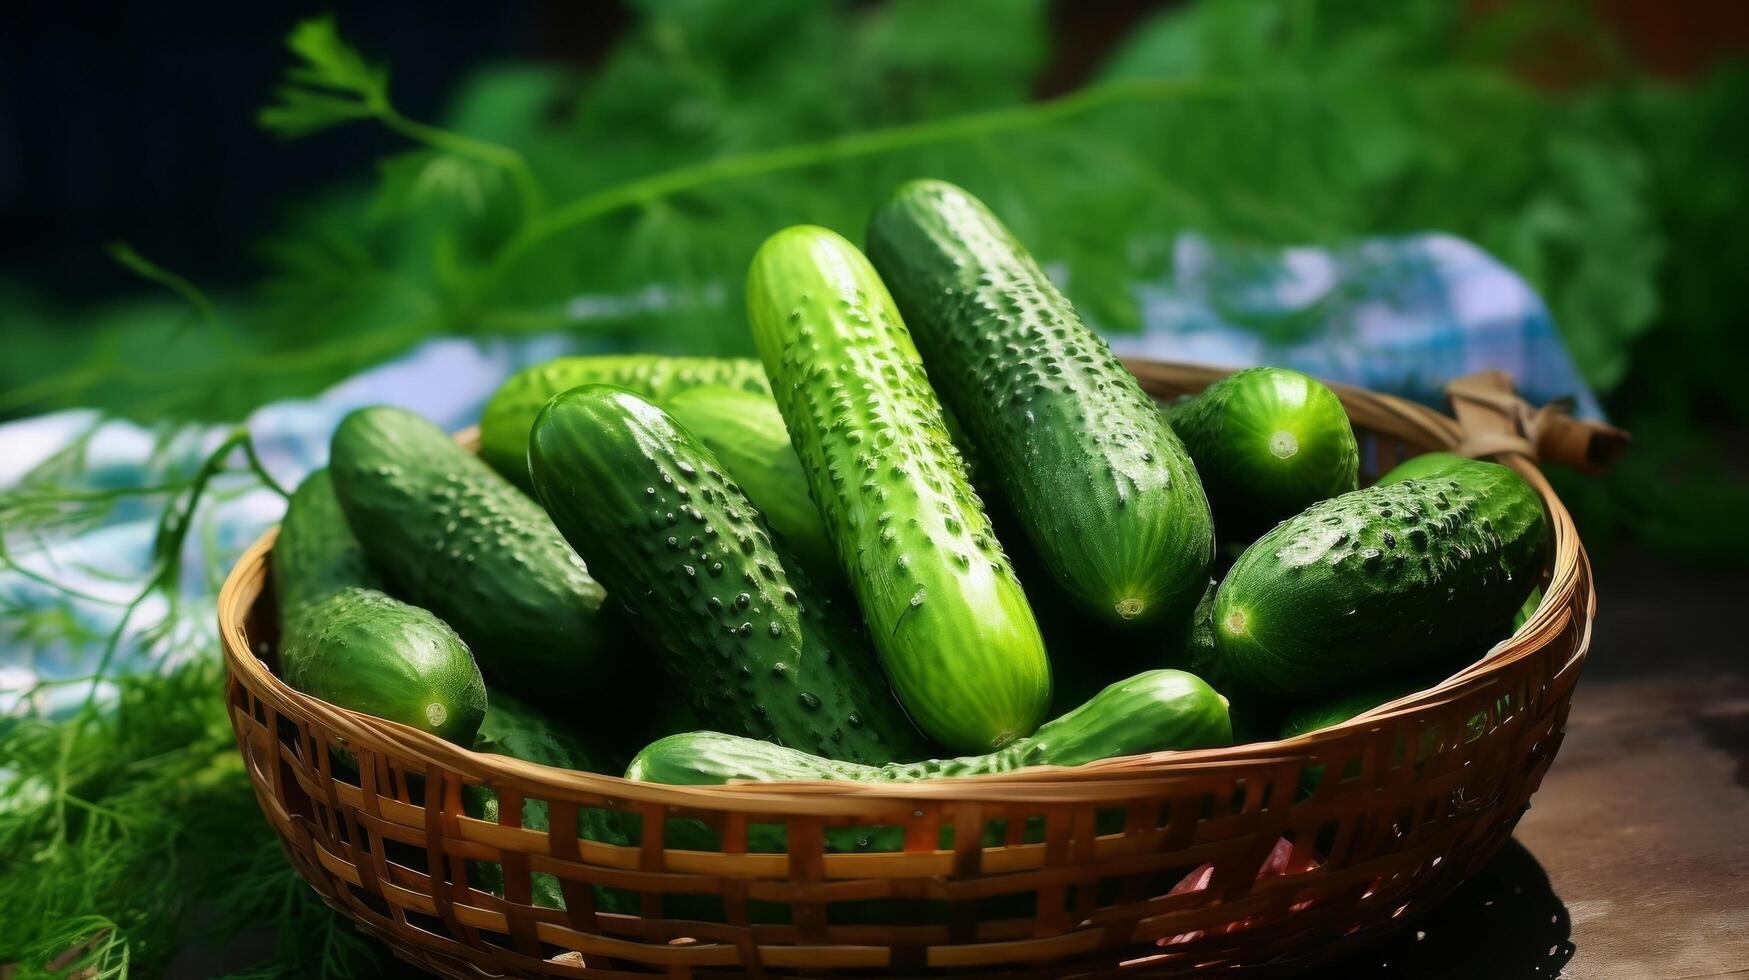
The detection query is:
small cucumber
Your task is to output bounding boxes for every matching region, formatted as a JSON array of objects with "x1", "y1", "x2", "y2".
[
  {"x1": 481, "y1": 355, "x2": 771, "y2": 487},
  {"x1": 1166, "y1": 367, "x2": 1359, "y2": 541},
  {"x1": 662, "y1": 385, "x2": 834, "y2": 575},
  {"x1": 867, "y1": 179, "x2": 1213, "y2": 626},
  {"x1": 627, "y1": 669, "x2": 1230, "y2": 785},
  {"x1": 747, "y1": 225, "x2": 1052, "y2": 753},
  {"x1": 465, "y1": 691, "x2": 632, "y2": 912},
  {"x1": 1213, "y1": 460, "x2": 1547, "y2": 698},
  {"x1": 275, "y1": 470, "x2": 485, "y2": 746},
  {"x1": 528, "y1": 385, "x2": 925, "y2": 764},
  {"x1": 330, "y1": 406, "x2": 632, "y2": 716}
]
